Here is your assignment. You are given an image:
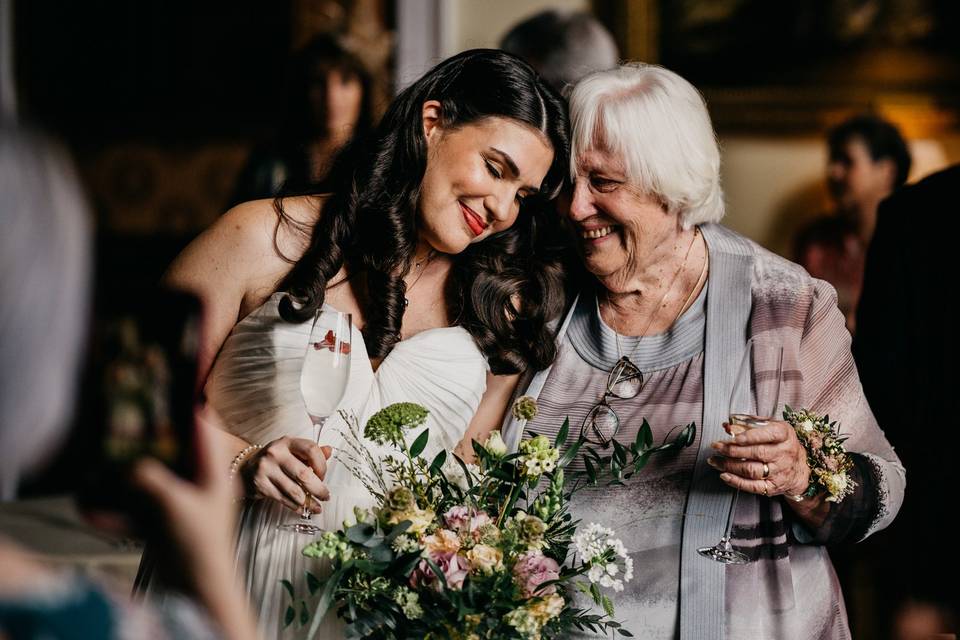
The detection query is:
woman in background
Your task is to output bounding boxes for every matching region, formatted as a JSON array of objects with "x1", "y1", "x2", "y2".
[{"x1": 231, "y1": 33, "x2": 374, "y2": 204}]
